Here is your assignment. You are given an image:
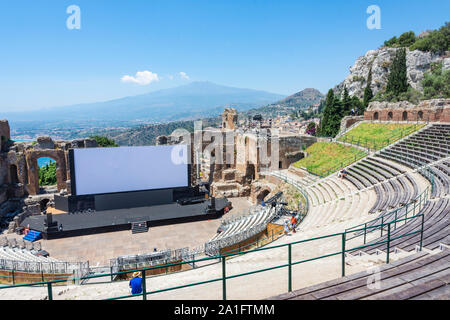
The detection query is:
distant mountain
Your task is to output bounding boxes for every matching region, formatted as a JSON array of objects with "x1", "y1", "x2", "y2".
[
  {"x1": 271, "y1": 88, "x2": 325, "y2": 107},
  {"x1": 243, "y1": 88, "x2": 324, "y2": 117},
  {"x1": 100, "y1": 117, "x2": 221, "y2": 146},
  {"x1": 76, "y1": 88, "x2": 325, "y2": 146},
  {"x1": 2, "y1": 81, "x2": 284, "y2": 124}
]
